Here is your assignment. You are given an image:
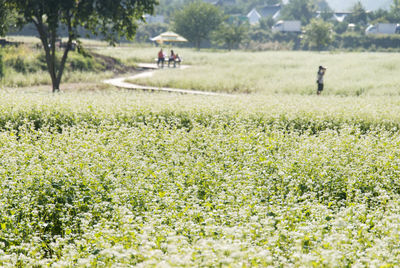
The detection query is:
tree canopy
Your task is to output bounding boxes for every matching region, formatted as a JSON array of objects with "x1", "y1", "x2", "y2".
[
  {"x1": 212, "y1": 19, "x2": 249, "y2": 51},
  {"x1": 346, "y1": 2, "x2": 368, "y2": 26},
  {"x1": 172, "y1": 1, "x2": 224, "y2": 49},
  {"x1": 303, "y1": 18, "x2": 333, "y2": 51},
  {"x1": 280, "y1": 0, "x2": 316, "y2": 25},
  {"x1": 0, "y1": 0, "x2": 17, "y2": 36},
  {"x1": 1, "y1": 0, "x2": 157, "y2": 92}
]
